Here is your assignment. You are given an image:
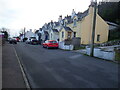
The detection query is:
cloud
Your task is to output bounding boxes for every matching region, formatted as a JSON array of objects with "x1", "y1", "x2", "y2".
[{"x1": 1, "y1": 0, "x2": 103, "y2": 36}]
